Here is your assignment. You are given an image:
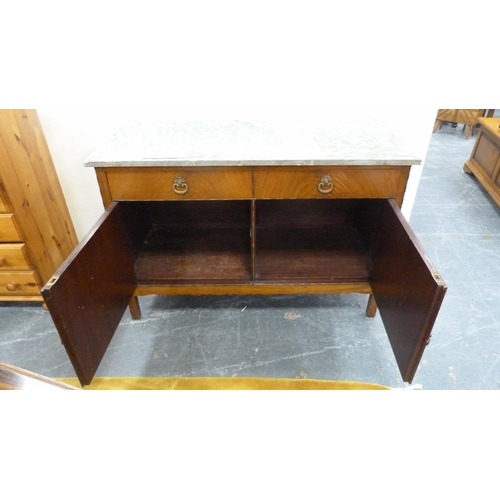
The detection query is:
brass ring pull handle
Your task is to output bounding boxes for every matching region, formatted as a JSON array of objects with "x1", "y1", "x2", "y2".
[
  {"x1": 318, "y1": 175, "x2": 333, "y2": 194},
  {"x1": 0, "y1": 257, "x2": 5, "y2": 267},
  {"x1": 6, "y1": 281, "x2": 18, "y2": 292},
  {"x1": 173, "y1": 177, "x2": 189, "y2": 195}
]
